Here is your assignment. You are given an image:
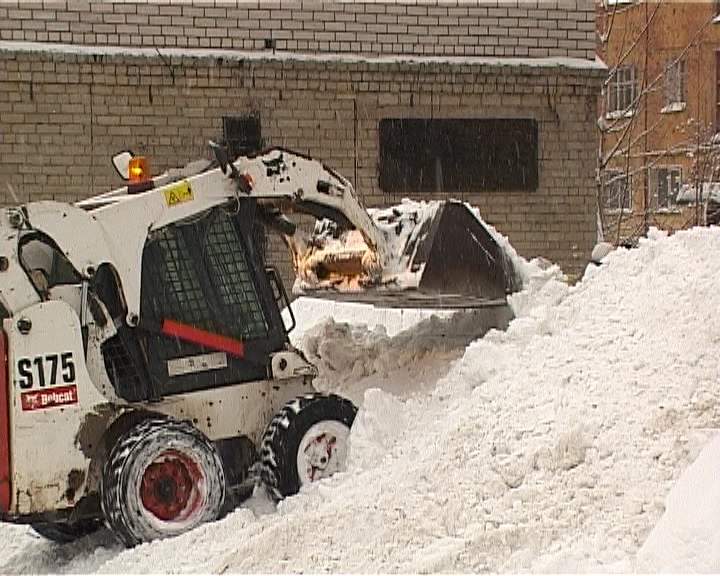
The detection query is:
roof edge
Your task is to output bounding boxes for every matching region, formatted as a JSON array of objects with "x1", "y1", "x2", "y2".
[{"x1": 0, "y1": 41, "x2": 606, "y2": 73}]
